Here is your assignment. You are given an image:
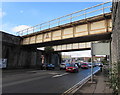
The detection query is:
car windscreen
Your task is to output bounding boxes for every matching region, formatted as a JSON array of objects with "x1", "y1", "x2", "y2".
[
  {"x1": 66, "y1": 64, "x2": 75, "y2": 67},
  {"x1": 61, "y1": 63, "x2": 65, "y2": 65},
  {"x1": 81, "y1": 63, "x2": 88, "y2": 65}
]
